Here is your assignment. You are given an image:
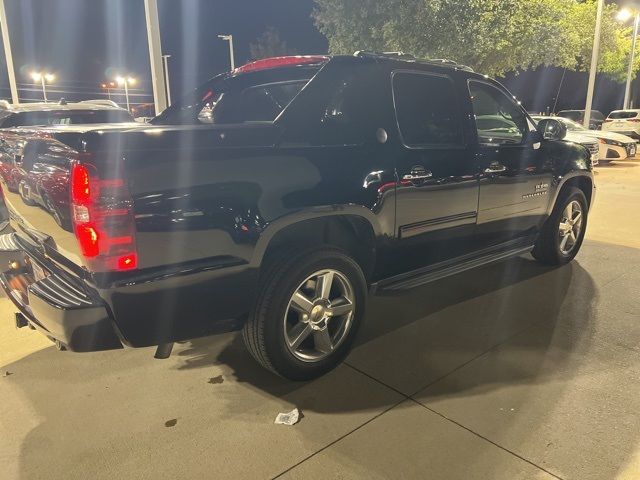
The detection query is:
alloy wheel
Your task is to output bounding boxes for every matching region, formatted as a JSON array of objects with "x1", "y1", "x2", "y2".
[
  {"x1": 558, "y1": 200, "x2": 583, "y2": 255},
  {"x1": 283, "y1": 269, "x2": 355, "y2": 362}
]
